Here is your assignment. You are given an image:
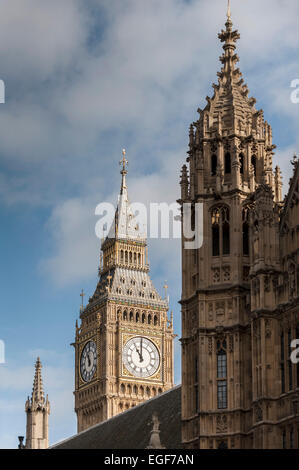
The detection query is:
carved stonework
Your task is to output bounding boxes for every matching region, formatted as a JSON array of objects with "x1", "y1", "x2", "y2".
[
  {"x1": 216, "y1": 414, "x2": 228, "y2": 434},
  {"x1": 255, "y1": 404, "x2": 263, "y2": 422}
]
